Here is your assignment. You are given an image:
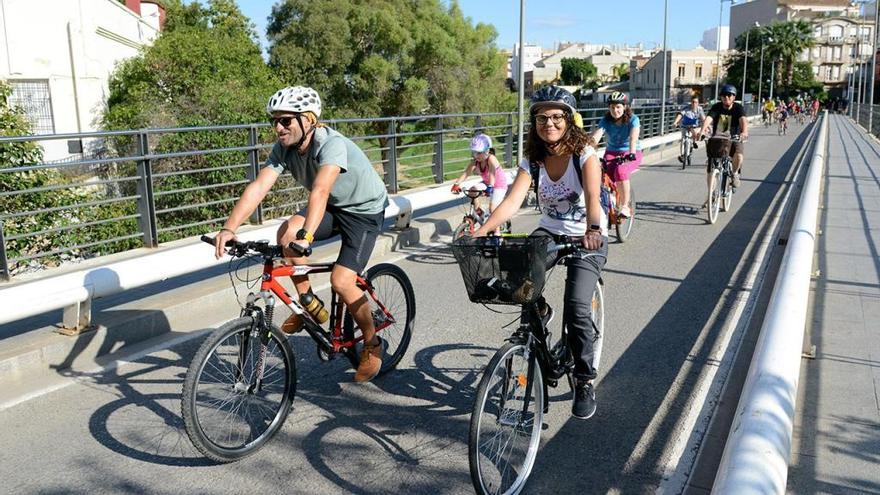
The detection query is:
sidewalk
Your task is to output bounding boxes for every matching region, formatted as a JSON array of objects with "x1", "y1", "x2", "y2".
[{"x1": 787, "y1": 114, "x2": 880, "y2": 493}]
